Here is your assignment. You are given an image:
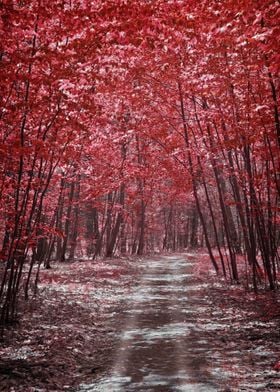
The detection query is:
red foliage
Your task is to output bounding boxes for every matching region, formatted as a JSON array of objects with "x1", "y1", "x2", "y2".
[{"x1": 0, "y1": 0, "x2": 279, "y2": 323}]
